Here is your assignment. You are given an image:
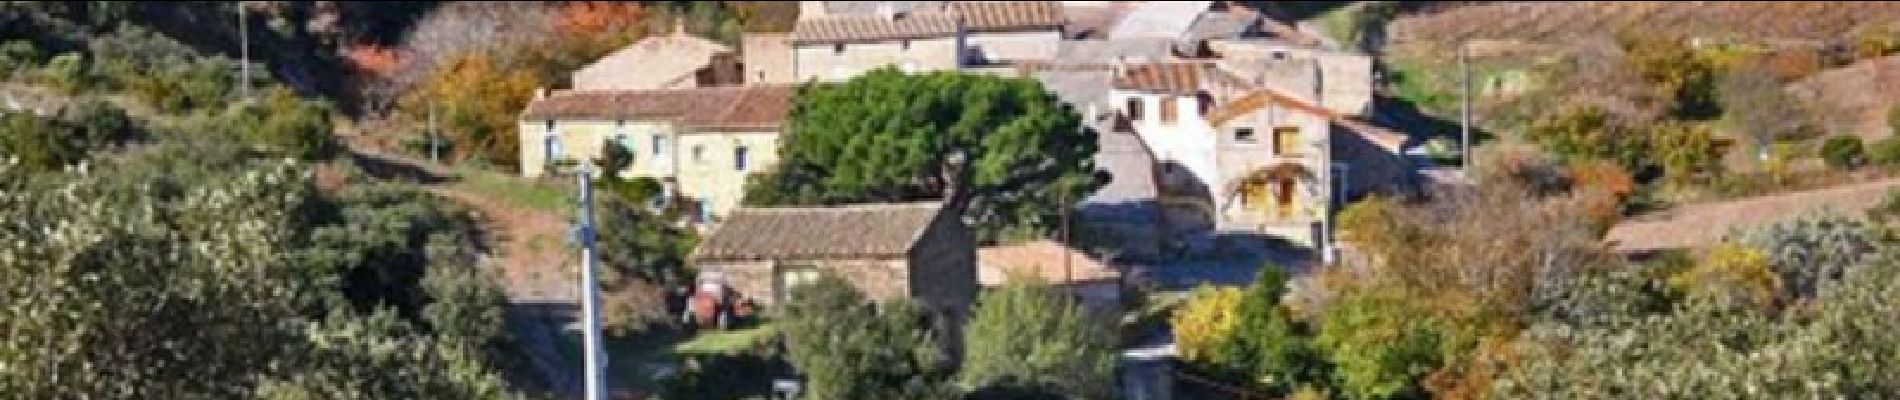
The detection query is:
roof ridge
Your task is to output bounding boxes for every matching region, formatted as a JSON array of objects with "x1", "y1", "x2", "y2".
[{"x1": 731, "y1": 201, "x2": 943, "y2": 214}]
